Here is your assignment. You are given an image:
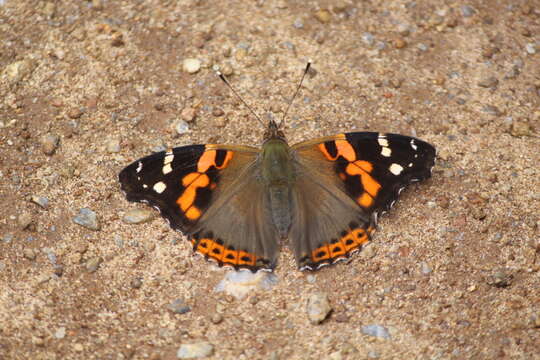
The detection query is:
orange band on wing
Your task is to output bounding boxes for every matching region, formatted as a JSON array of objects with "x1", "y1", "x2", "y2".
[
  {"x1": 197, "y1": 149, "x2": 234, "y2": 172},
  {"x1": 318, "y1": 138, "x2": 356, "y2": 162},
  {"x1": 335, "y1": 140, "x2": 356, "y2": 162},
  {"x1": 197, "y1": 150, "x2": 217, "y2": 172},
  {"x1": 345, "y1": 163, "x2": 381, "y2": 197}
]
